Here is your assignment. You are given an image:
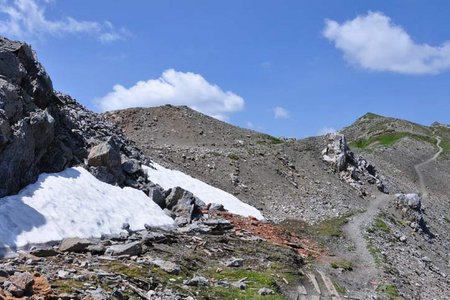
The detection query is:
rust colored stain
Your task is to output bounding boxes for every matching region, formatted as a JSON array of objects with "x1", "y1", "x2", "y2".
[{"x1": 215, "y1": 212, "x2": 326, "y2": 259}]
